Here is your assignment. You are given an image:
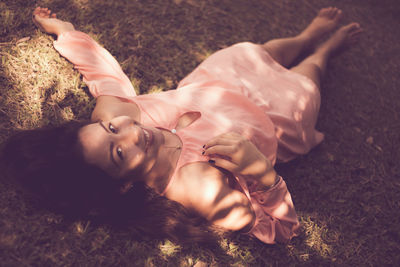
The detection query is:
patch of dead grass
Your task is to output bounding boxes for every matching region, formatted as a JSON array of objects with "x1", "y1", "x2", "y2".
[{"x1": 1, "y1": 32, "x2": 92, "y2": 130}]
